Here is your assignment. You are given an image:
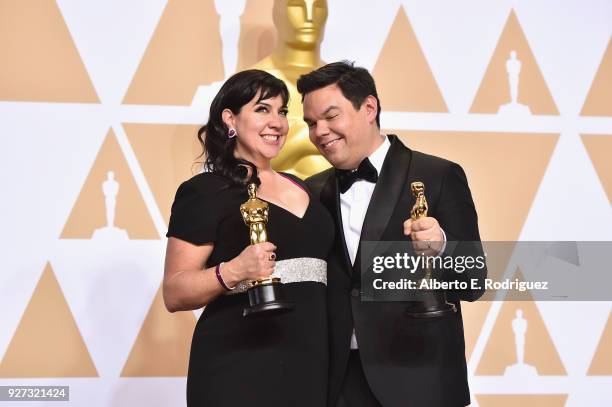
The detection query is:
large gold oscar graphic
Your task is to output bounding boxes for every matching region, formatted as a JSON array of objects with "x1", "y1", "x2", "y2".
[
  {"x1": 240, "y1": 183, "x2": 293, "y2": 316},
  {"x1": 251, "y1": 0, "x2": 330, "y2": 178},
  {"x1": 404, "y1": 181, "x2": 456, "y2": 318}
]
